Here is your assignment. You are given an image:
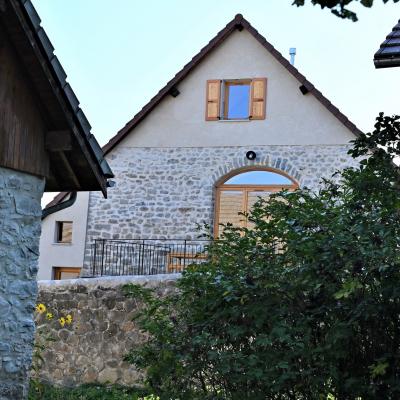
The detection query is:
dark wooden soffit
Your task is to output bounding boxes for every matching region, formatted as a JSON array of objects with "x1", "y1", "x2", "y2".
[
  {"x1": 1, "y1": 0, "x2": 113, "y2": 196},
  {"x1": 374, "y1": 19, "x2": 400, "y2": 69},
  {"x1": 102, "y1": 13, "x2": 362, "y2": 155}
]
